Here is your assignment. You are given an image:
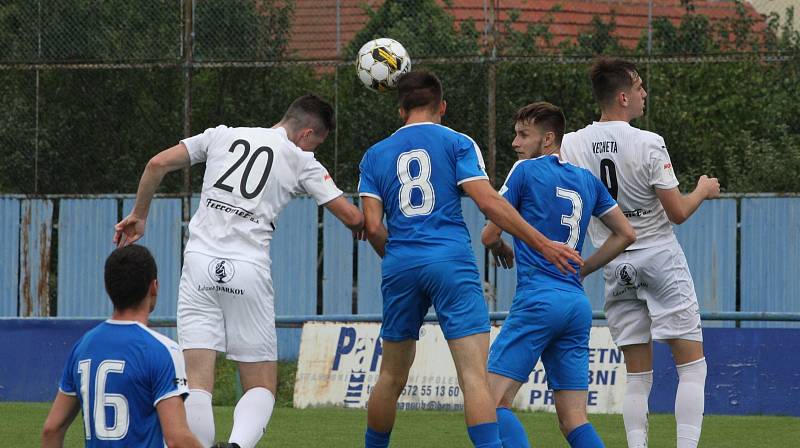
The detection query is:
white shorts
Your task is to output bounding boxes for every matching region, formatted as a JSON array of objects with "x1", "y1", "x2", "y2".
[
  {"x1": 603, "y1": 241, "x2": 703, "y2": 347},
  {"x1": 178, "y1": 252, "x2": 277, "y2": 362}
]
